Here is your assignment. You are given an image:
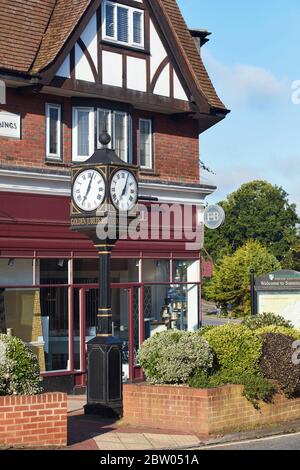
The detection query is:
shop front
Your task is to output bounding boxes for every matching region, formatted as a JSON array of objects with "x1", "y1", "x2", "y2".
[{"x1": 0, "y1": 191, "x2": 201, "y2": 393}]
